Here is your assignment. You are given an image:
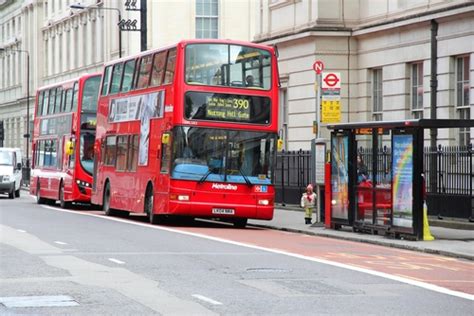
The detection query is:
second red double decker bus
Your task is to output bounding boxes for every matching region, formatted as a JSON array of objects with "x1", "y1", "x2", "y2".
[
  {"x1": 92, "y1": 39, "x2": 279, "y2": 227},
  {"x1": 30, "y1": 73, "x2": 101, "y2": 207}
]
